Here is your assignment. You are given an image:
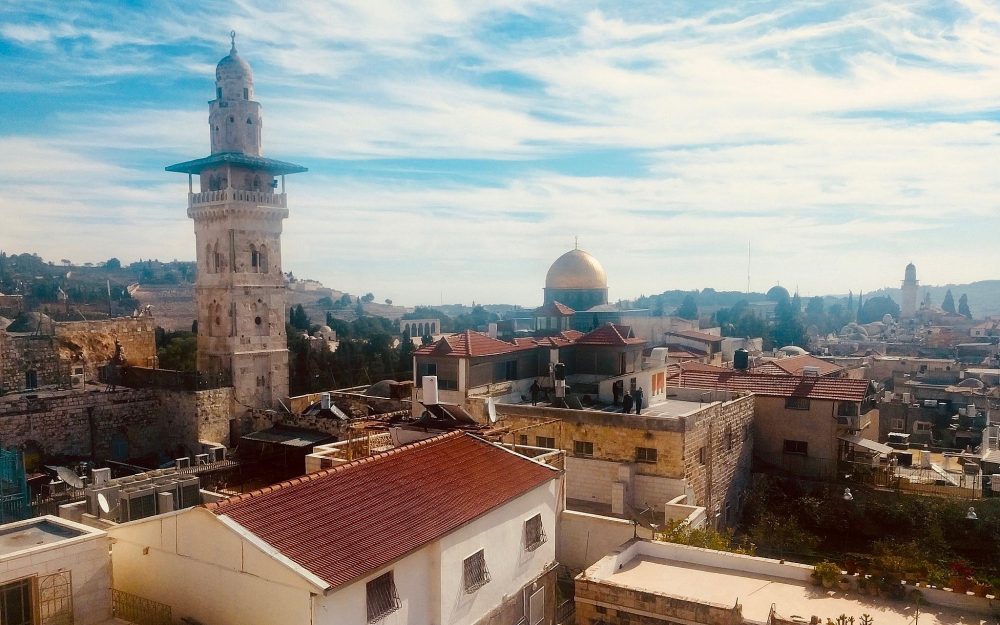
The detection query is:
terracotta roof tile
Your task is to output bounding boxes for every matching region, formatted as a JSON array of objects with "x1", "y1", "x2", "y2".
[
  {"x1": 664, "y1": 329, "x2": 724, "y2": 343},
  {"x1": 668, "y1": 366, "x2": 873, "y2": 401},
  {"x1": 576, "y1": 323, "x2": 645, "y2": 346},
  {"x1": 413, "y1": 330, "x2": 533, "y2": 357},
  {"x1": 533, "y1": 300, "x2": 575, "y2": 316},
  {"x1": 752, "y1": 354, "x2": 843, "y2": 377},
  {"x1": 206, "y1": 432, "x2": 558, "y2": 589}
]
